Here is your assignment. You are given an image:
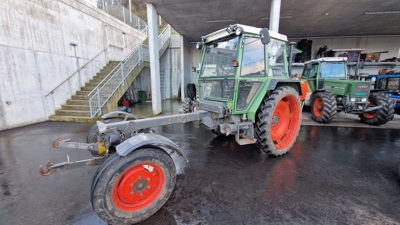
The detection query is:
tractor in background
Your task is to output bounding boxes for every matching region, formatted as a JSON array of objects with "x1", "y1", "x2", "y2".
[
  {"x1": 367, "y1": 73, "x2": 400, "y2": 115},
  {"x1": 300, "y1": 55, "x2": 395, "y2": 125}
]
